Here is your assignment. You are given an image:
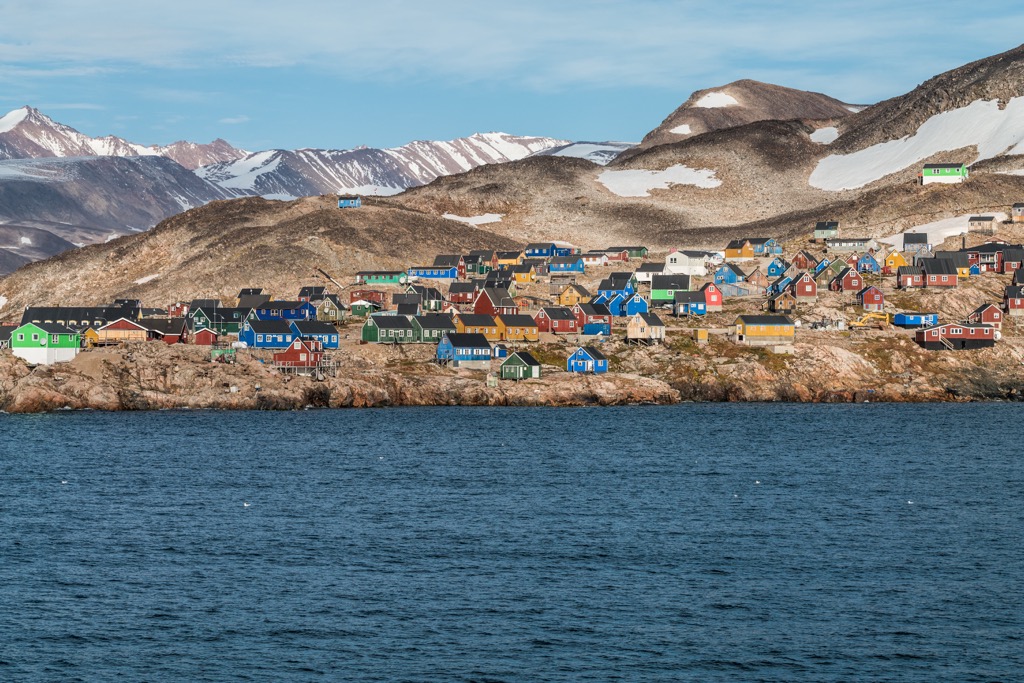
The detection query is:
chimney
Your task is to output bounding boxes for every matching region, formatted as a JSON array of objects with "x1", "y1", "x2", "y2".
[{"x1": 962, "y1": 235, "x2": 966, "y2": 250}]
